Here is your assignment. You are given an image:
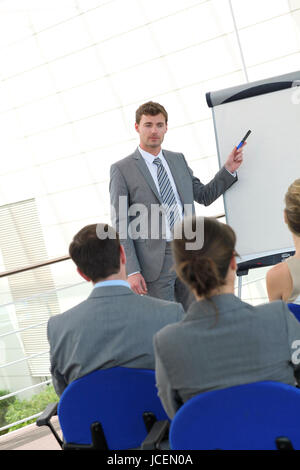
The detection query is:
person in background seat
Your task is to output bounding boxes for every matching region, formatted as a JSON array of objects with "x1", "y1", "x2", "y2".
[
  {"x1": 47, "y1": 223, "x2": 183, "y2": 396},
  {"x1": 267, "y1": 178, "x2": 300, "y2": 304},
  {"x1": 153, "y1": 216, "x2": 300, "y2": 419}
]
